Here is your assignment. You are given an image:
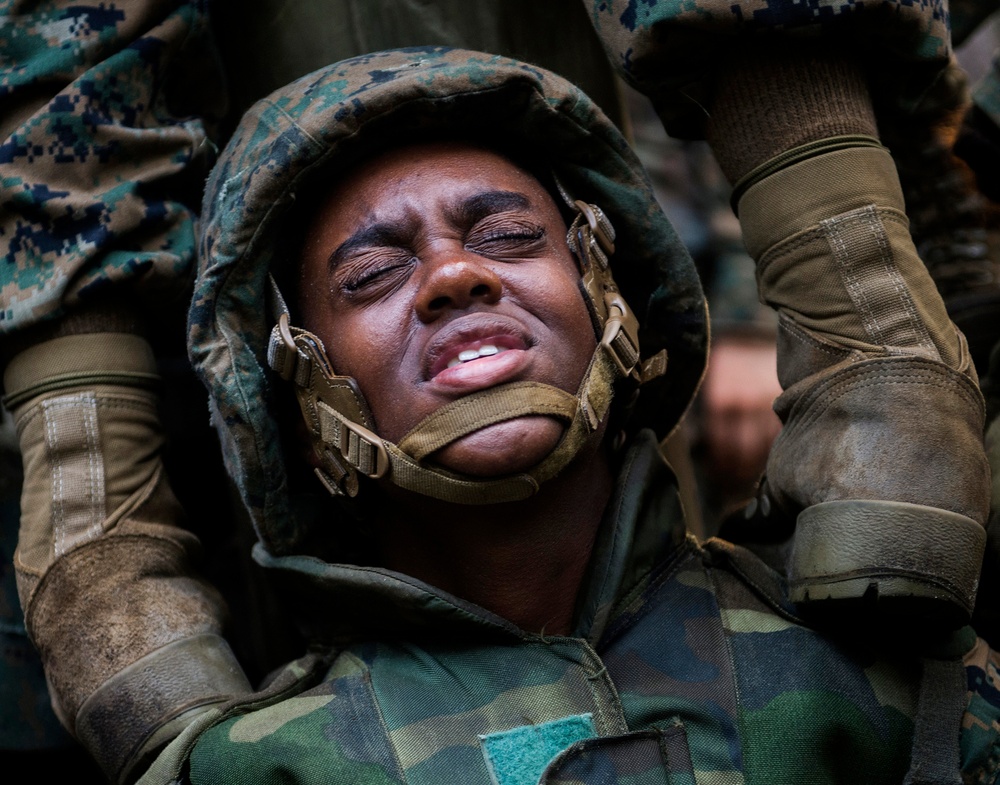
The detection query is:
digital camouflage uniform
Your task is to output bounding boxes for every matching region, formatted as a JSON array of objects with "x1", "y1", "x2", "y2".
[
  {"x1": 128, "y1": 46, "x2": 1000, "y2": 784},
  {"x1": 0, "y1": 0, "x2": 956, "y2": 338},
  {"x1": 0, "y1": 1, "x2": 989, "y2": 781}
]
